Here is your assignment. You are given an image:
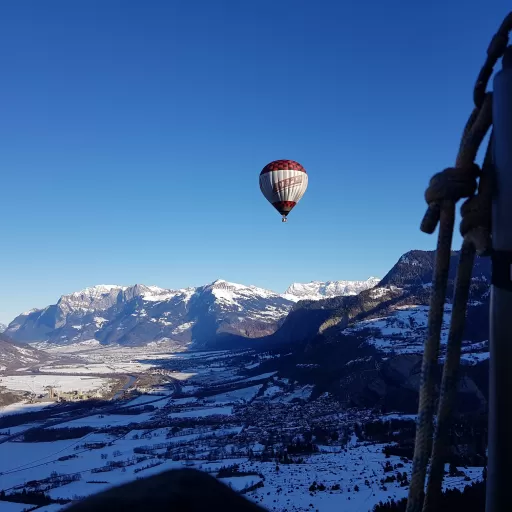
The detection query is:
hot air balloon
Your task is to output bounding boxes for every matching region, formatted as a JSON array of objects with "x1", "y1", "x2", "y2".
[{"x1": 259, "y1": 159, "x2": 308, "y2": 222}]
